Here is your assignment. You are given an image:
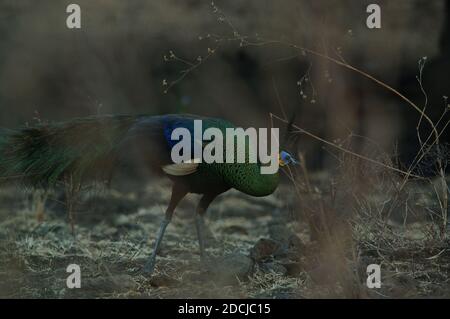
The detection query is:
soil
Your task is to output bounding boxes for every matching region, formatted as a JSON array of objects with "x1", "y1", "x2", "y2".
[{"x1": 0, "y1": 176, "x2": 449, "y2": 299}]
